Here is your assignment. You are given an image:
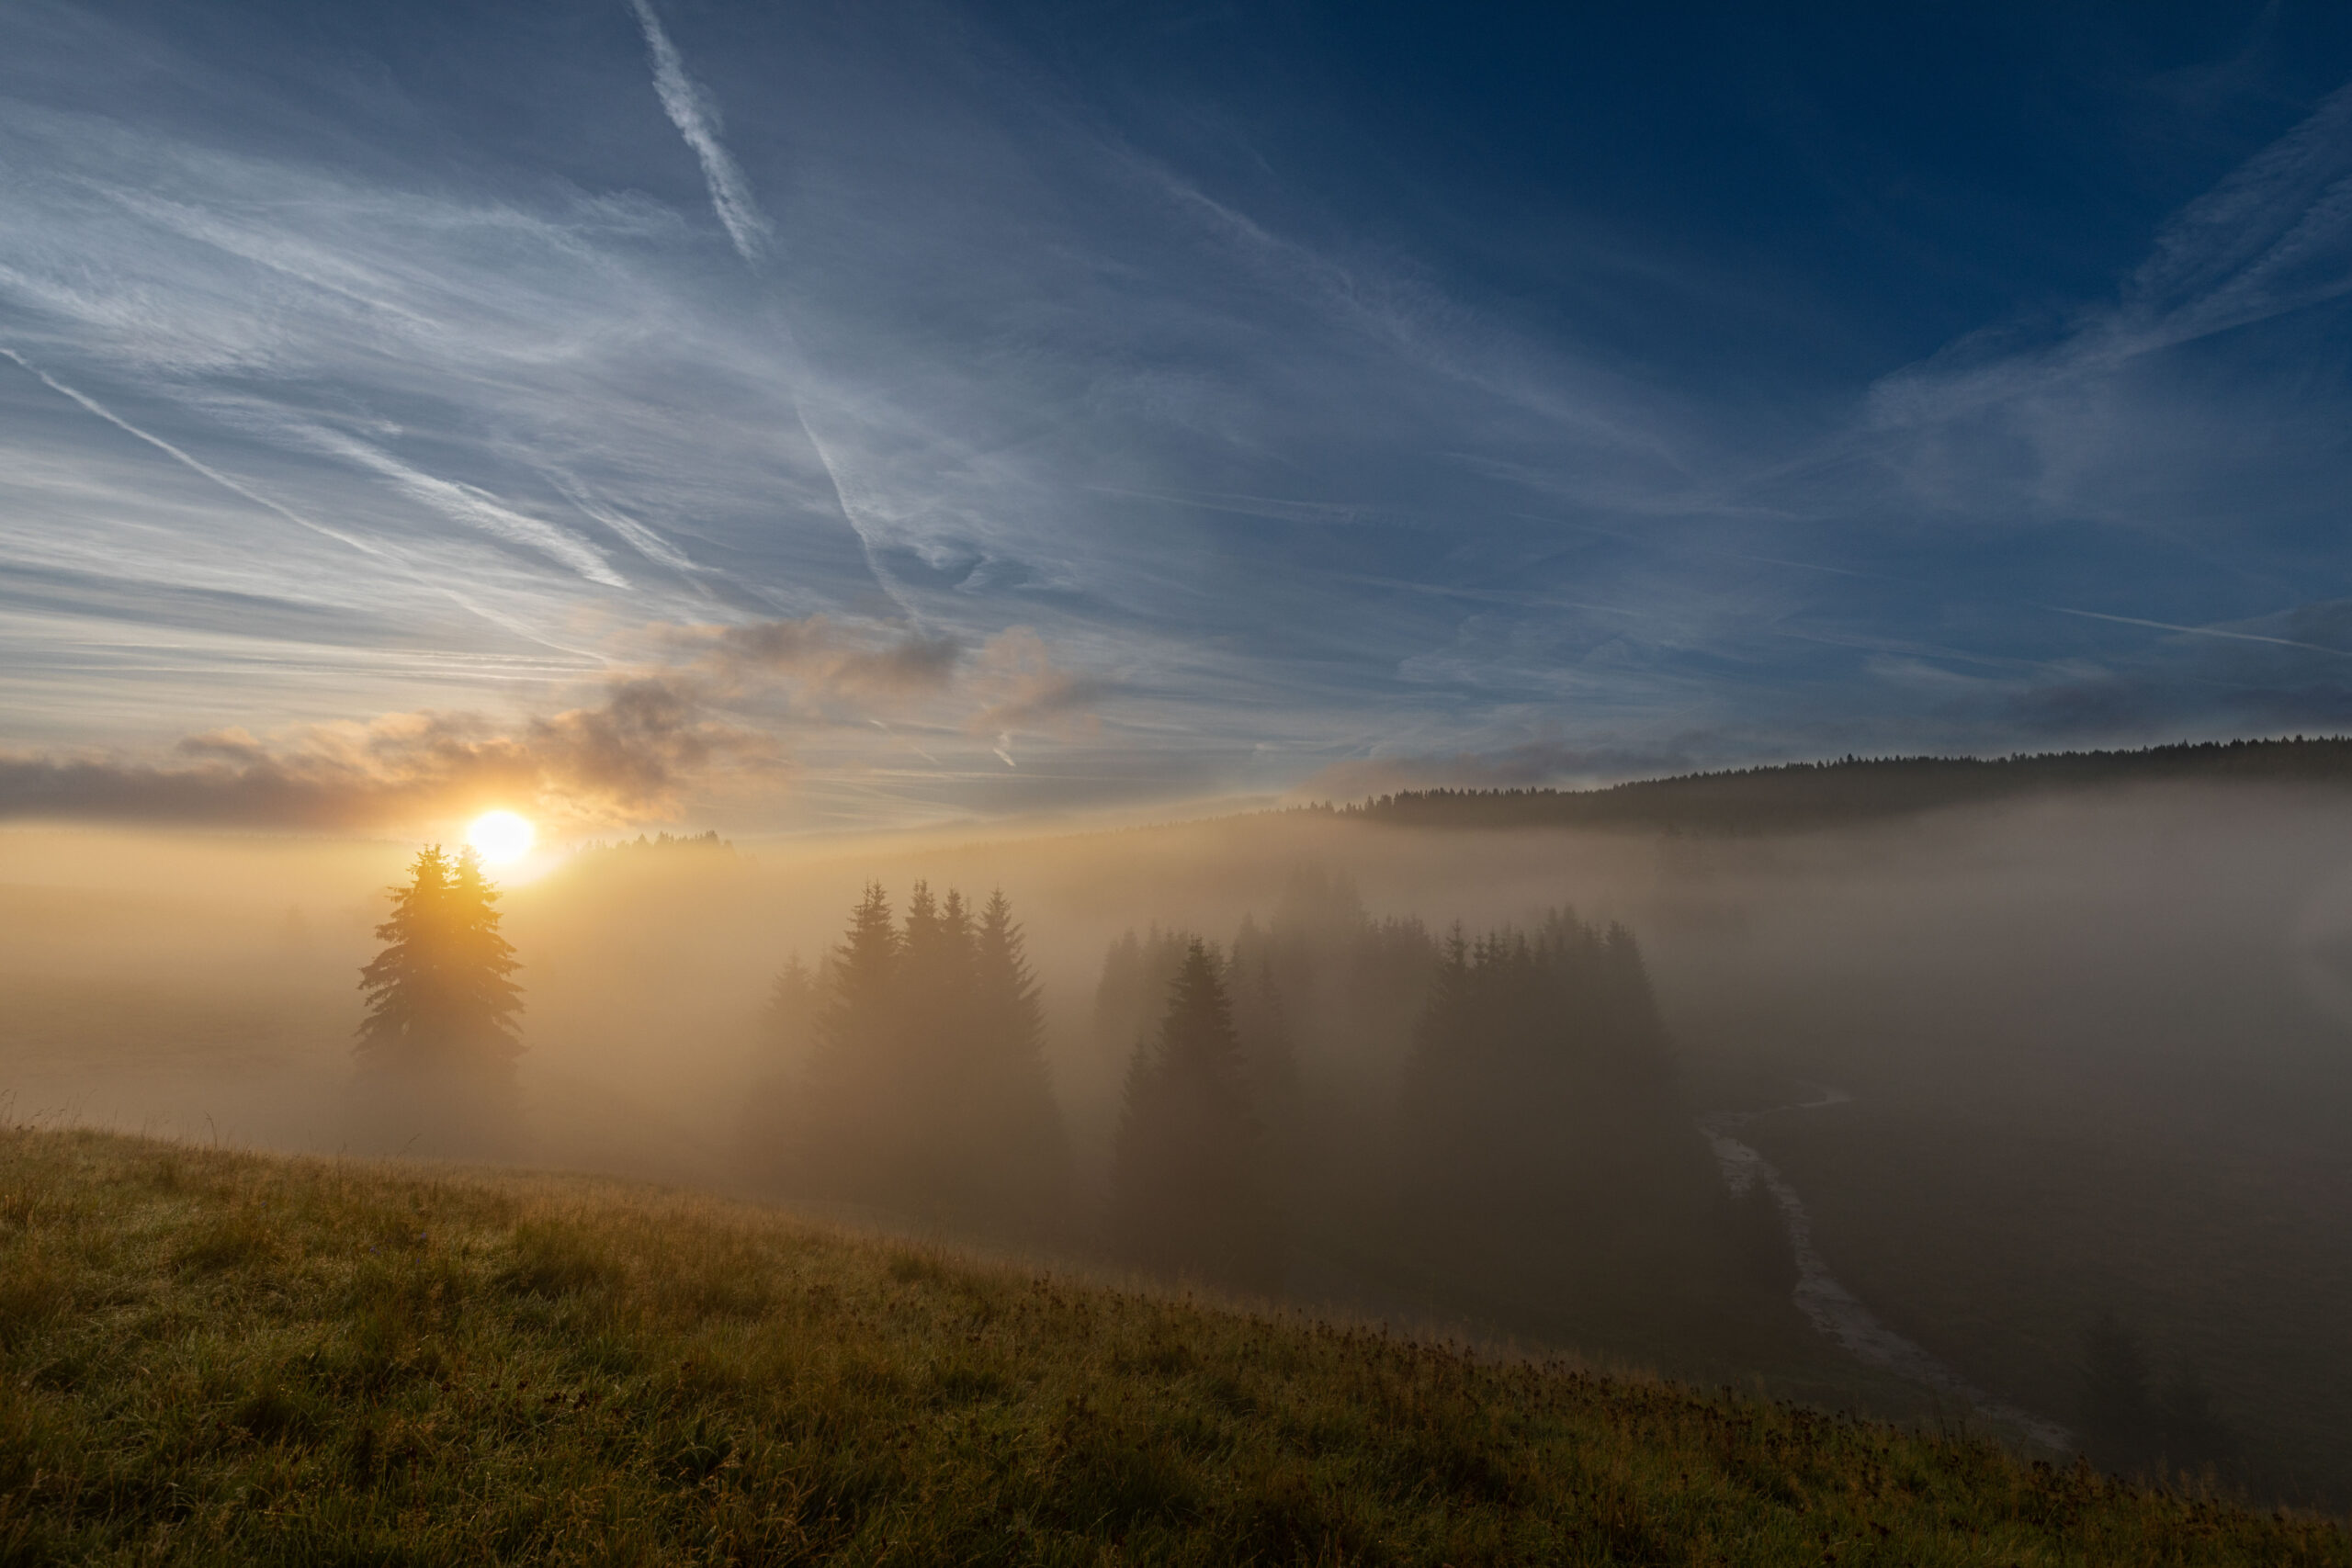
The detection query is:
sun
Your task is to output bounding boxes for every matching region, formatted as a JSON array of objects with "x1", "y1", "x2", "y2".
[{"x1": 466, "y1": 809, "x2": 537, "y2": 866}]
